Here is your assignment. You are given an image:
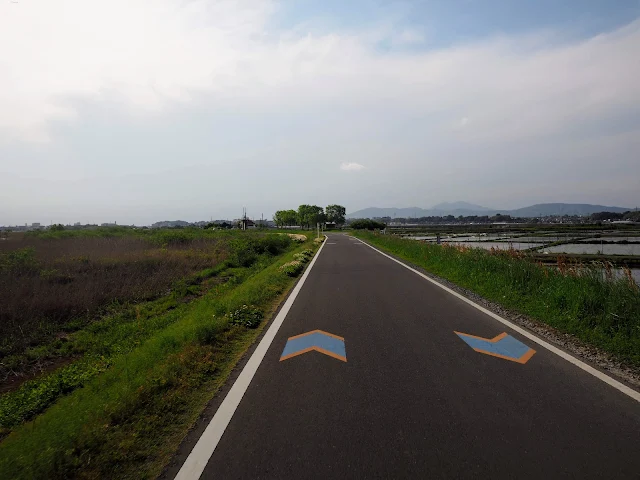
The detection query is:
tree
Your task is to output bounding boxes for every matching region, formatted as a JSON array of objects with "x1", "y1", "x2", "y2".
[
  {"x1": 297, "y1": 205, "x2": 324, "y2": 229},
  {"x1": 350, "y1": 219, "x2": 386, "y2": 230},
  {"x1": 273, "y1": 210, "x2": 286, "y2": 228},
  {"x1": 623, "y1": 210, "x2": 640, "y2": 222},
  {"x1": 591, "y1": 211, "x2": 624, "y2": 221},
  {"x1": 325, "y1": 204, "x2": 346, "y2": 226},
  {"x1": 273, "y1": 209, "x2": 298, "y2": 228},
  {"x1": 50, "y1": 224, "x2": 65, "y2": 231}
]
